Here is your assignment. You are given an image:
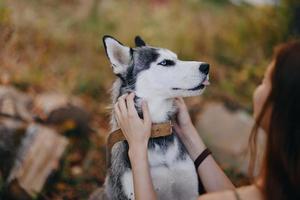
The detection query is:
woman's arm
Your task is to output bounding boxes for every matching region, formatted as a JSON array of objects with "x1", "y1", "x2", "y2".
[
  {"x1": 174, "y1": 97, "x2": 235, "y2": 192},
  {"x1": 128, "y1": 145, "x2": 156, "y2": 200},
  {"x1": 114, "y1": 92, "x2": 157, "y2": 200}
]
